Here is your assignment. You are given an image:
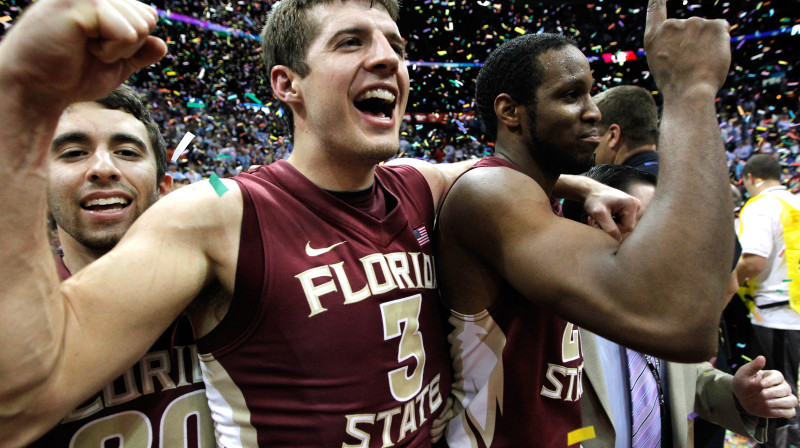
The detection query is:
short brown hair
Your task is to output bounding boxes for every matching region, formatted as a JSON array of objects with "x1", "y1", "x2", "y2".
[{"x1": 593, "y1": 85, "x2": 659, "y2": 149}]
